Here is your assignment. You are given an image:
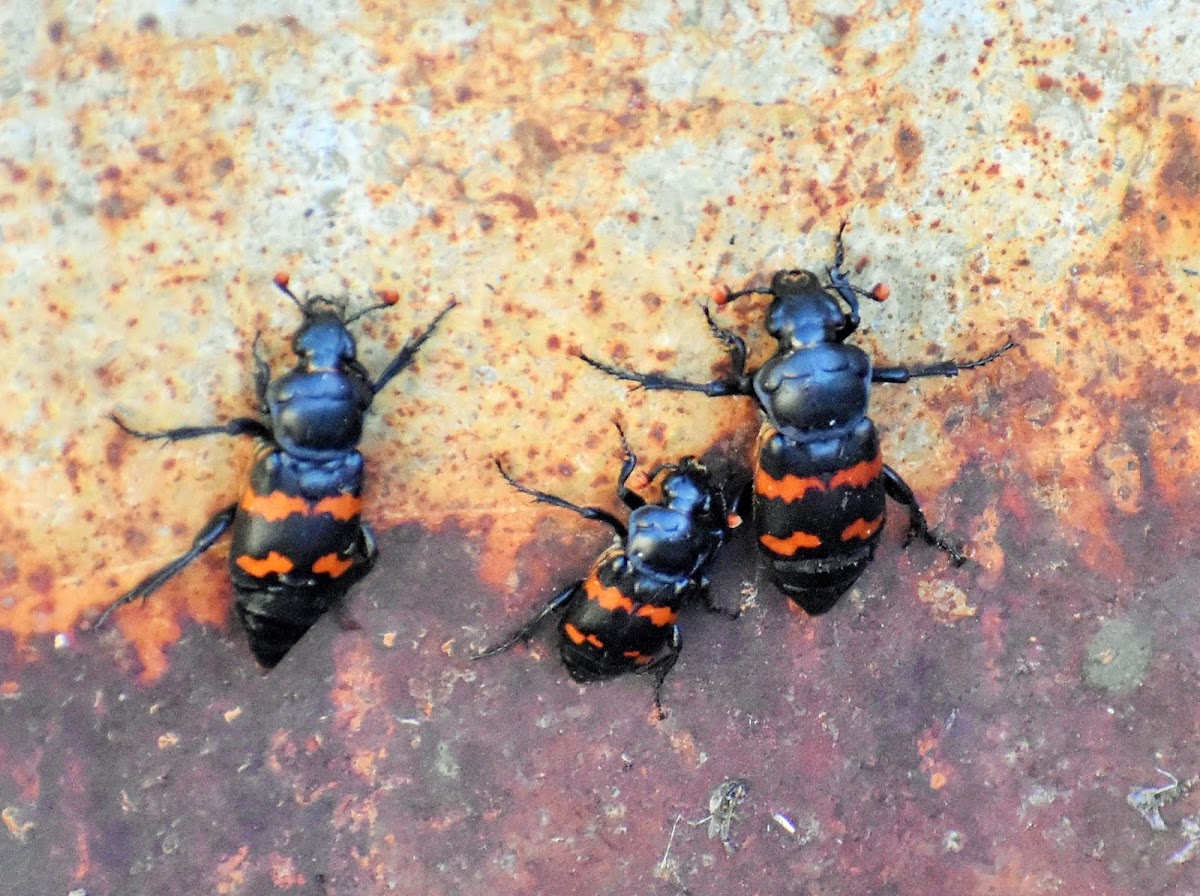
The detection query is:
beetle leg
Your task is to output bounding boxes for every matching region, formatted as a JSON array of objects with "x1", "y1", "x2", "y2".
[
  {"x1": 882, "y1": 465, "x2": 966, "y2": 565},
  {"x1": 328, "y1": 527, "x2": 378, "y2": 633},
  {"x1": 474, "y1": 582, "x2": 579, "y2": 659},
  {"x1": 613, "y1": 422, "x2": 647, "y2": 511},
  {"x1": 825, "y1": 219, "x2": 881, "y2": 338},
  {"x1": 872, "y1": 341, "x2": 1015, "y2": 383},
  {"x1": 646, "y1": 626, "x2": 682, "y2": 719},
  {"x1": 371, "y1": 299, "x2": 457, "y2": 395},
  {"x1": 251, "y1": 333, "x2": 271, "y2": 413},
  {"x1": 495, "y1": 459, "x2": 628, "y2": 538},
  {"x1": 698, "y1": 582, "x2": 741, "y2": 619},
  {"x1": 337, "y1": 522, "x2": 378, "y2": 589},
  {"x1": 95, "y1": 503, "x2": 238, "y2": 628},
  {"x1": 579, "y1": 352, "x2": 752, "y2": 398},
  {"x1": 581, "y1": 304, "x2": 754, "y2": 397},
  {"x1": 111, "y1": 413, "x2": 273, "y2": 443},
  {"x1": 700, "y1": 305, "x2": 749, "y2": 378}
]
